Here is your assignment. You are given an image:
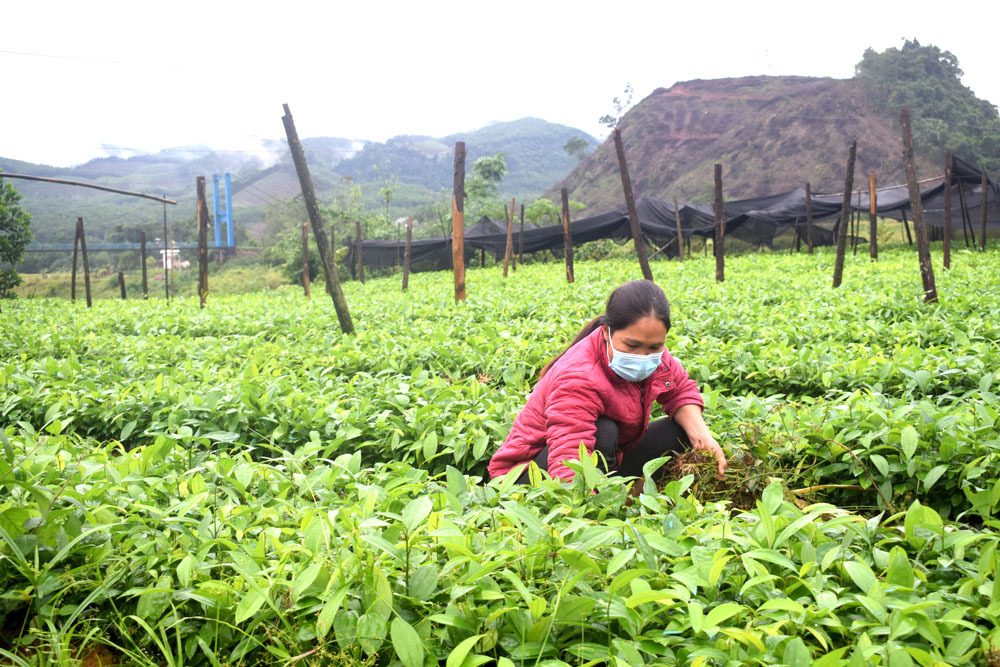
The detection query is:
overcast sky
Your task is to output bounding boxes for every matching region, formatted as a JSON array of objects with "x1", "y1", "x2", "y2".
[{"x1": 4, "y1": 0, "x2": 997, "y2": 167}]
